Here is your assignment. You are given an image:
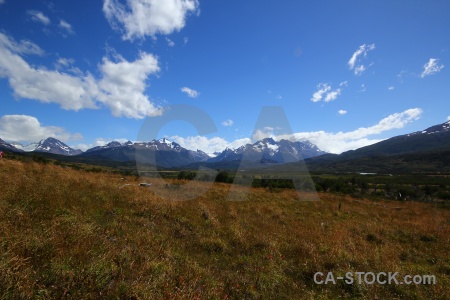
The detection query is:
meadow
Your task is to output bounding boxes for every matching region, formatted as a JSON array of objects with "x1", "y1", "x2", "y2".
[{"x1": 0, "y1": 159, "x2": 449, "y2": 299}]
